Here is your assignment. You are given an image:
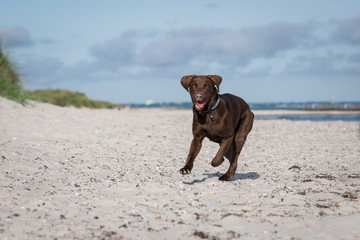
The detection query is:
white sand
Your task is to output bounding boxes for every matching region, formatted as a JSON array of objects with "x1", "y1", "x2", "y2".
[{"x1": 1, "y1": 97, "x2": 359, "y2": 239}]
